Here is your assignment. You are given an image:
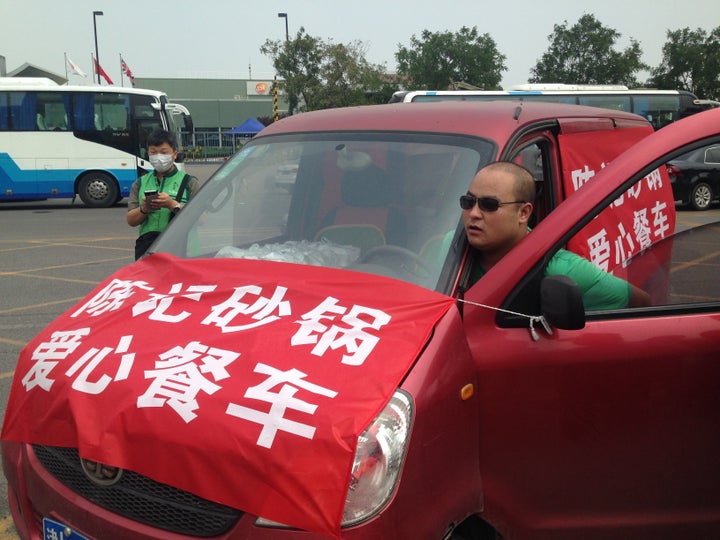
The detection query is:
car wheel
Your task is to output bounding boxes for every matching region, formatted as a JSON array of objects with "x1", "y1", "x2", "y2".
[{"x1": 77, "y1": 172, "x2": 119, "y2": 208}]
